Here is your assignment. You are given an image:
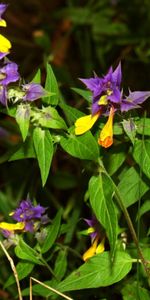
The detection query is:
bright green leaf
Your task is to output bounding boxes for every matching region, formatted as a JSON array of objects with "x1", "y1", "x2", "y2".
[
  {"x1": 57, "y1": 251, "x2": 132, "y2": 292},
  {"x1": 4, "y1": 262, "x2": 34, "y2": 288},
  {"x1": 118, "y1": 167, "x2": 148, "y2": 207},
  {"x1": 39, "y1": 106, "x2": 67, "y2": 130},
  {"x1": 71, "y1": 87, "x2": 92, "y2": 102},
  {"x1": 89, "y1": 174, "x2": 117, "y2": 257},
  {"x1": 133, "y1": 140, "x2": 150, "y2": 179},
  {"x1": 9, "y1": 138, "x2": 36, "y2": 161},
  {"x1": 31, "y1": 68, "x2": 41, "y2": 84},
  {"x1": 15, "y1": 239, "x2": 43, "y2": 265},
  {"x1": 16, "y1": 104, "x2": 31, "y2": 141},
  {"x1": 60, "y1": 131, "x2": 99, "y2": 160},
  {"x1": 44, "y1": 64, "x2": 59, "y2": 105},
  {"x1": 33, "y1": 127, "x2": 53, "y2": 186},
  {"x1": 41, "y1": 210, "x2": 62, "y2": 254},
  {"x1": 59, "y1": 102, "x2": 85, "y2": 124}
]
